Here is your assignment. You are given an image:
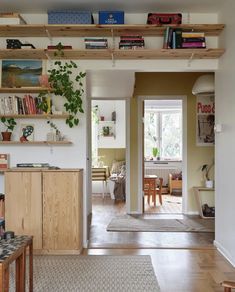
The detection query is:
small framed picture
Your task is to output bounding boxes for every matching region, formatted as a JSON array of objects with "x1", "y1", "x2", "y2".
[{"x1": 20, "y1": 124, "x2": 34, "y2": 142}]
